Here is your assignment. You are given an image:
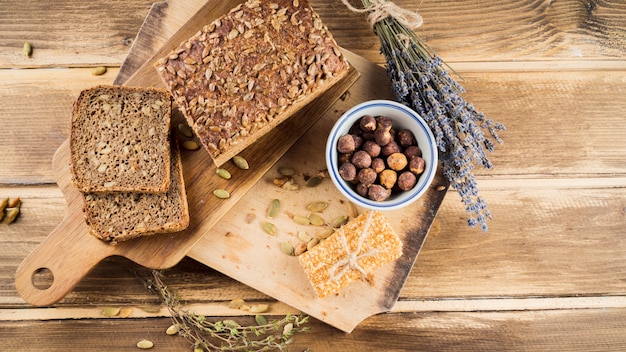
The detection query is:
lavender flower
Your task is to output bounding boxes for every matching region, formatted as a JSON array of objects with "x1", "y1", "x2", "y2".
[{"x1": 365, "y1": 2, "x2": 505, "y2": 231}]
